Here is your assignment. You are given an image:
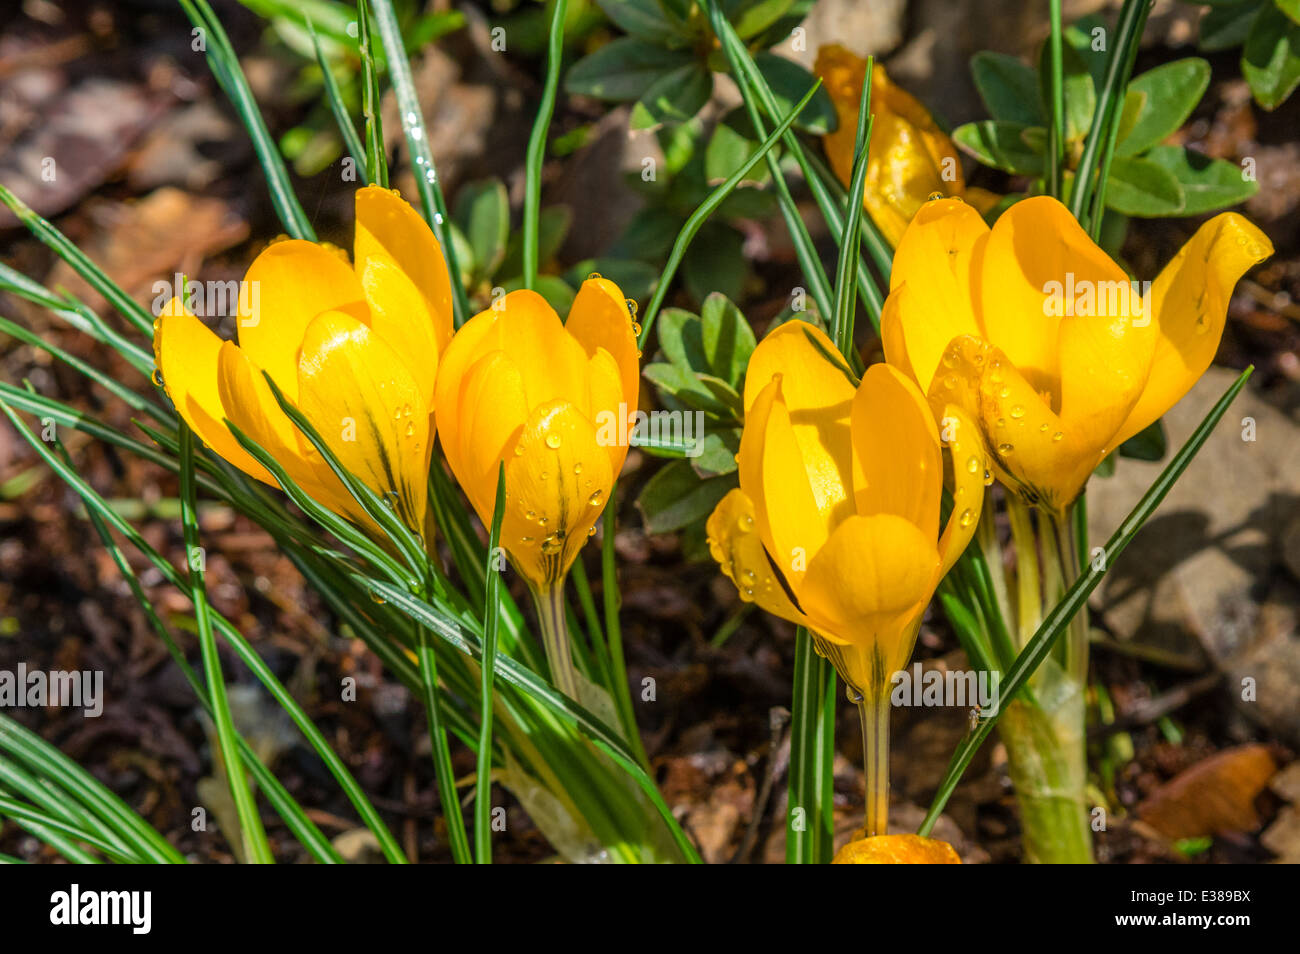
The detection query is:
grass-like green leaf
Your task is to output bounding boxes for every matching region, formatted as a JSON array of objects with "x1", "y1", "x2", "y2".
[
  {"x1": 368, "y1": 0, "x2": 471, "y2": 325},
  {"x1": 179, "y1": 424, "x2": 275, "y2": 863},
  {"x1": 180, "y1": 0, "x2": 315, "y2": 240},
  {"x1": 637, "y1": 76, "x2": 822, "y2": 346},
  {"x1": 476, "y1": 465, "x2": 507, "y2": 863}
]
